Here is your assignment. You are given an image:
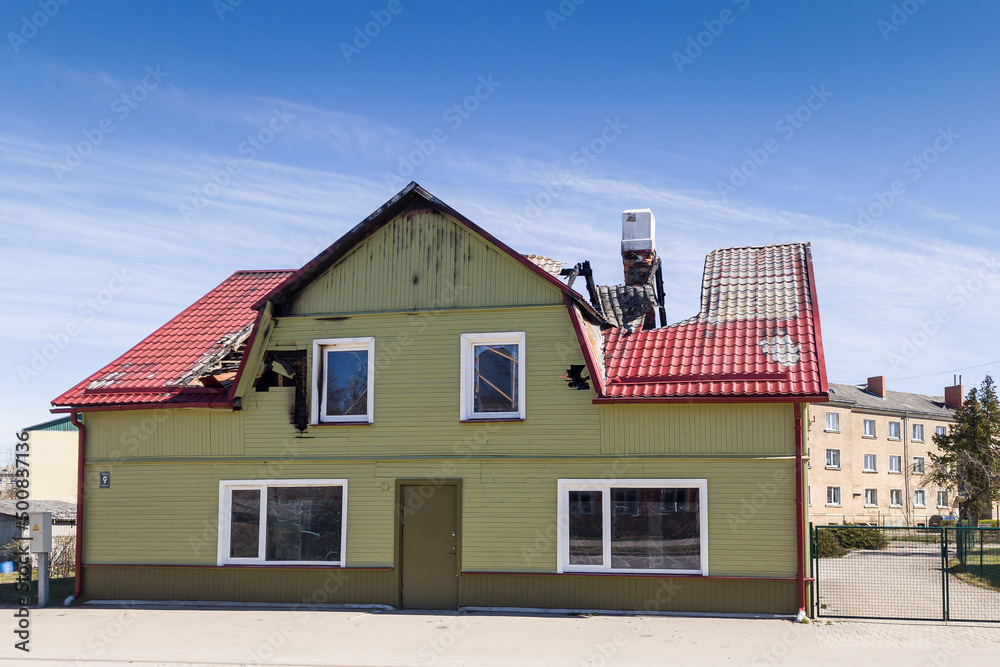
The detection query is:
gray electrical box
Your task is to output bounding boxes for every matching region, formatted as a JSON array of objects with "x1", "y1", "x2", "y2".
[{"x1": 27, "y1": 512, "x2": 52, "y2": 554}]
